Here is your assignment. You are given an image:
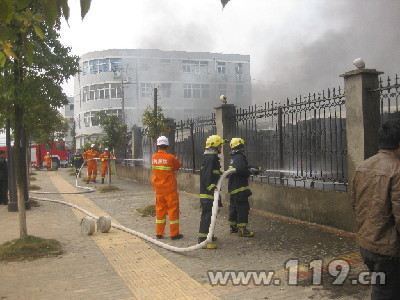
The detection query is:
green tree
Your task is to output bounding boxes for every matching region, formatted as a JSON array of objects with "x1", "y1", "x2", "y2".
[
  {"x1": 142, "y1": 105, "x2": 171, "y2": 142},
  {"x1": 97, "y1": 112, "x2": 127, "y2": 157},
  {"x1": 29, "y1": 110, "x2": 70, "y2": 145},
  {"x1": 0, "y1": 2, "x2": 79, "y2": 239},
  {"x1": 0, "y1": 0, "x2": 92, "y2": 66}
]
